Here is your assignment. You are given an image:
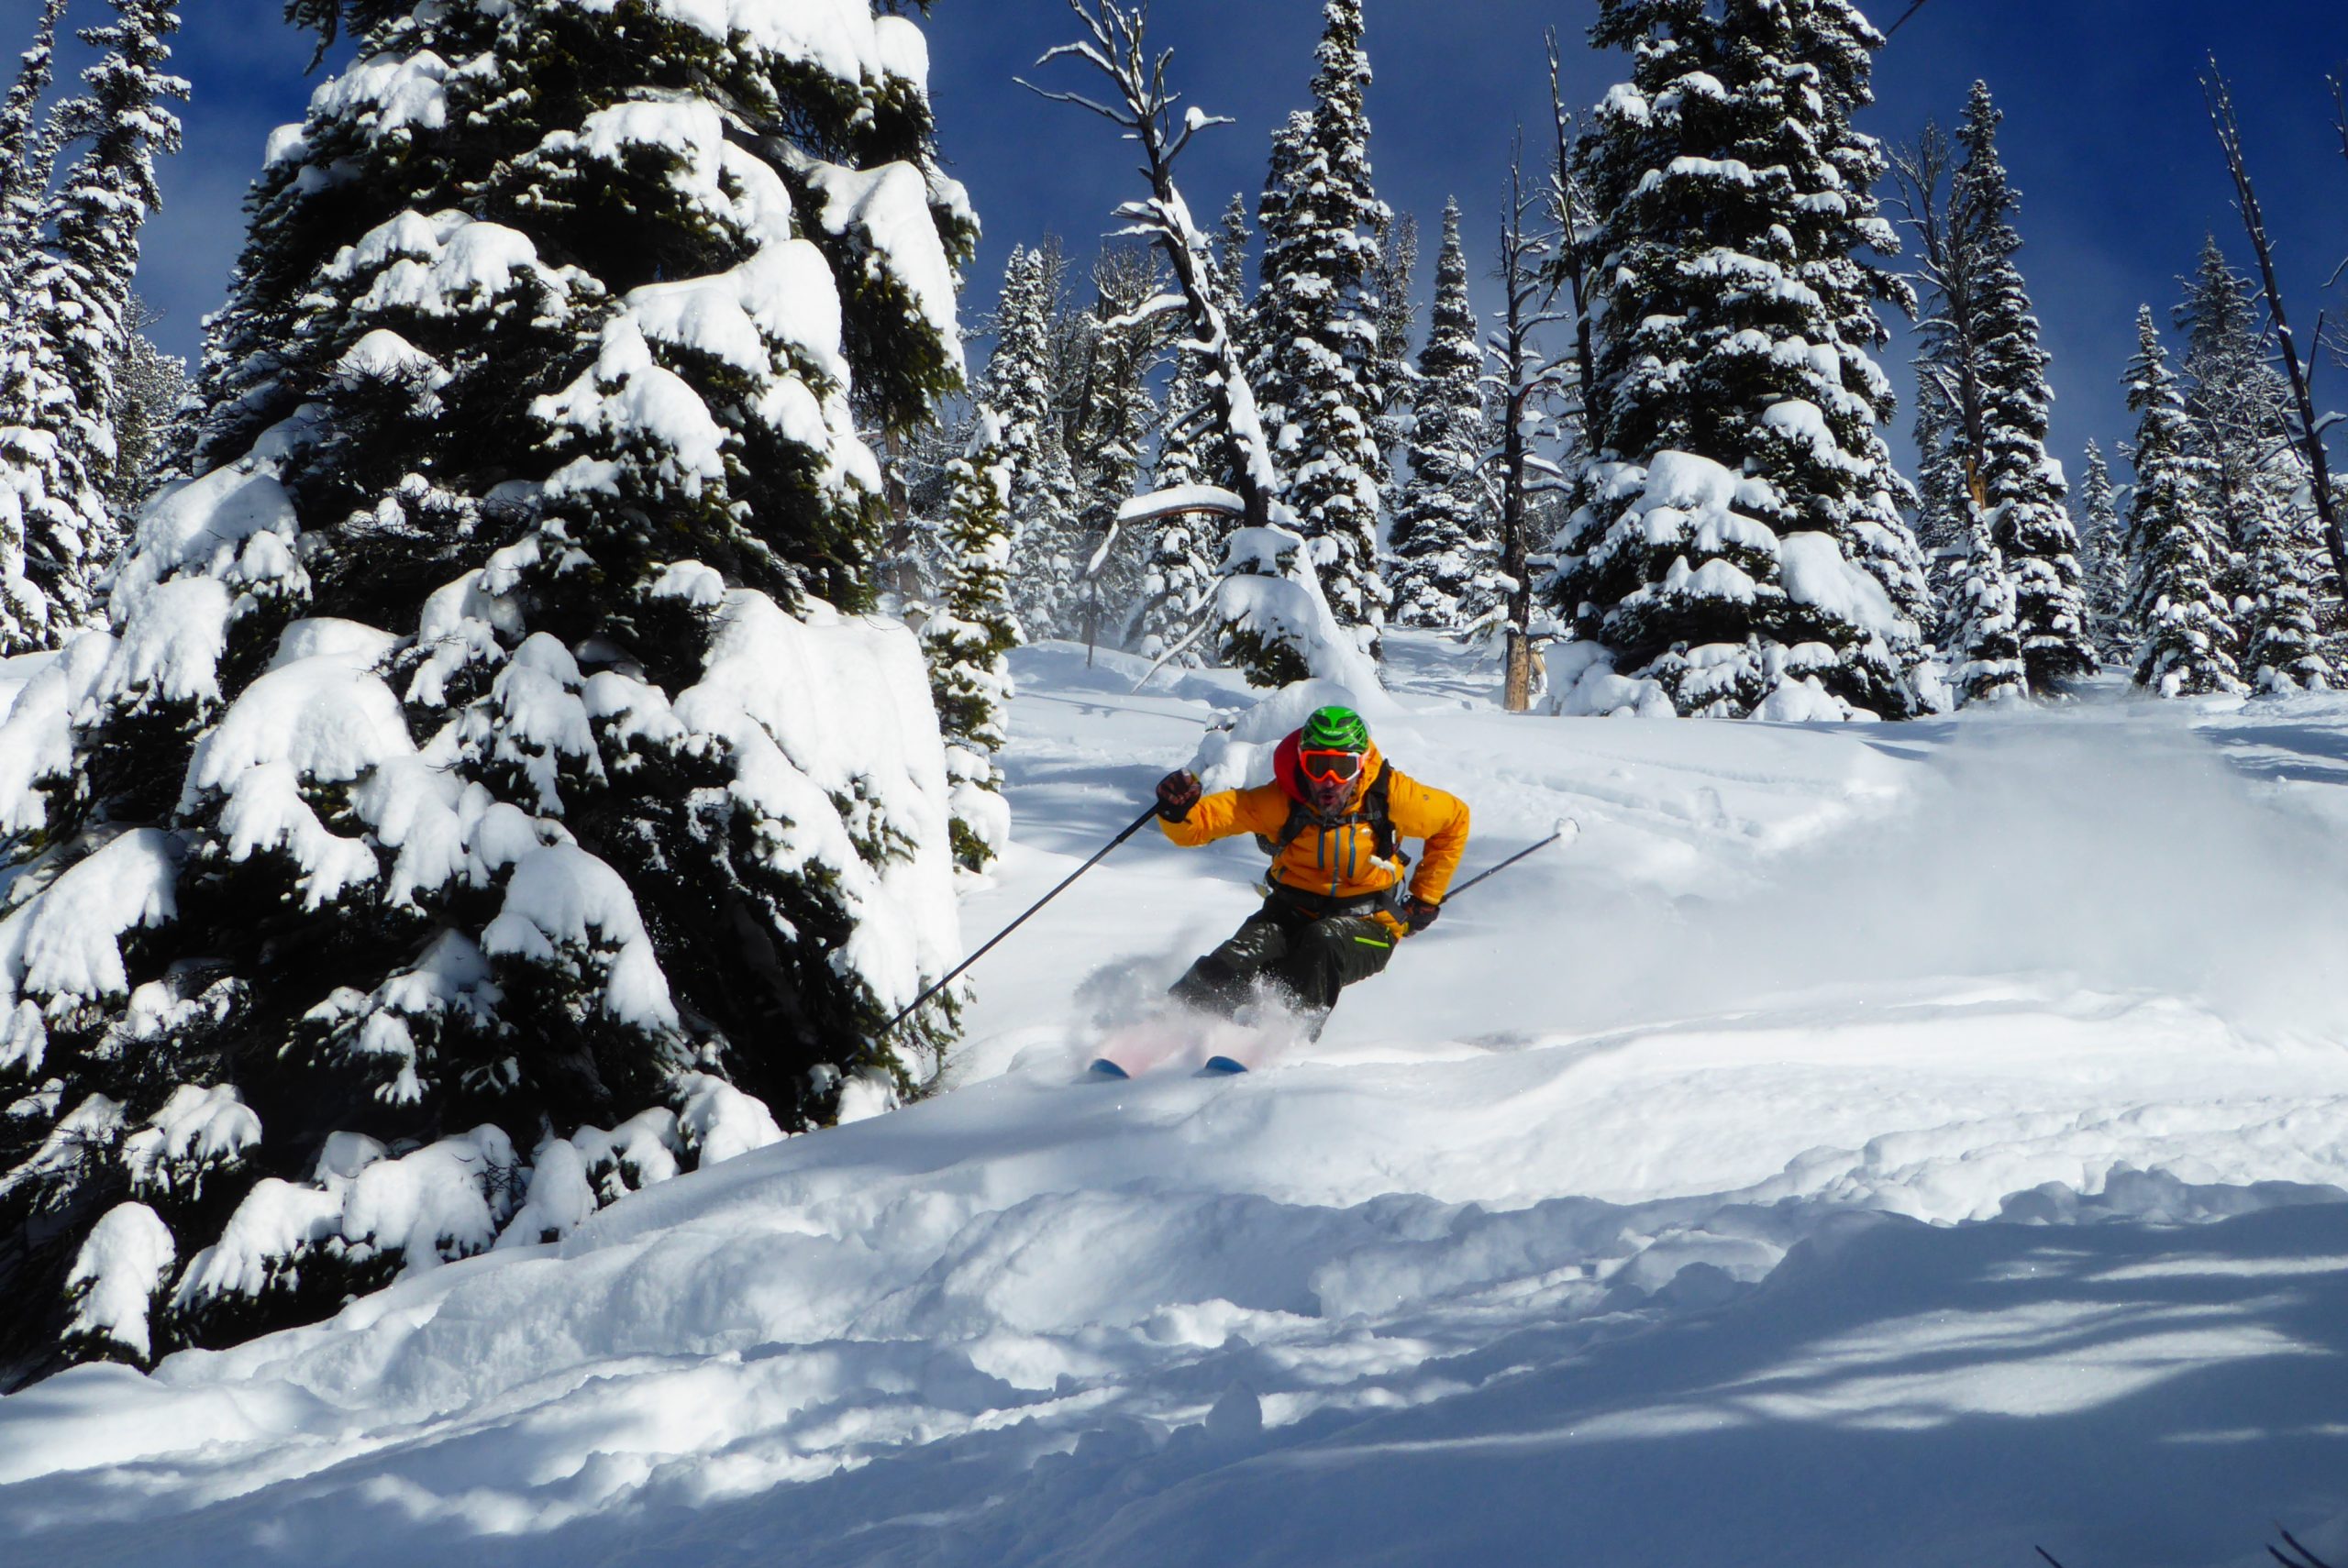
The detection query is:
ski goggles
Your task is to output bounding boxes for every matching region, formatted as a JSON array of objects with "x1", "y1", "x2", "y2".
[{"x1": 1298, "y1": 747, "x2": 1367, "y2": 785}]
